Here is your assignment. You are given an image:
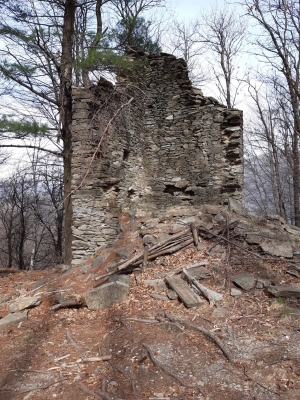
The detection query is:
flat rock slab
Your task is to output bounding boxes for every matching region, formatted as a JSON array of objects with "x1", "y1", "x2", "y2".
[
  {"x1": 0, "y1": 310, "x2": 28, "y2": 329},
  {"x1": 165, "y1": 275, "x2": 204, "y2": 307},
  {"x1": 260, "y1": 239, "x2": 293, "y2": 258},
  {"x1": 85, "y1": 281, "x2": 130, "y2": 310},
  {"x1": 107, "y1": 274, "x2": 132, "y2": 287},
  {"x1": 143, "y1": 279, "x2": 166, "y2": 292},
  {"x1": 9, "y1": 296, "x2": 41, "y2": 313},
  {"x1": 231, "y1": 273, "x2": 255, "y2": 291},
  {"x1": 115, "y1": 246, "x2": 135, "y2": 260},
  {"x1": 188, "y1": 266, "x2": 211, "y2": 280},
  {"x1": 267, "y1": 285, "x2": 300, "y2": 298}
]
